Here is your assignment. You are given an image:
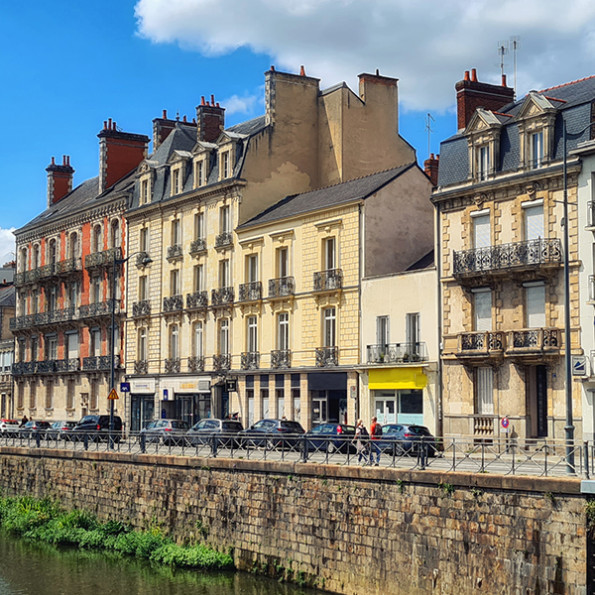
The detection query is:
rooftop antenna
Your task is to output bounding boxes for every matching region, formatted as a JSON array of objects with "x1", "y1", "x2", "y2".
[
  {"x1": 497, "y1": 40, "x2": 509, "y2": 78},
  {"x1": 510, "y1": 35, "x2": 520, "y2": 98},
  {"x1": 425, "y1": 113, "x2": 435, "y2": 159}
]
